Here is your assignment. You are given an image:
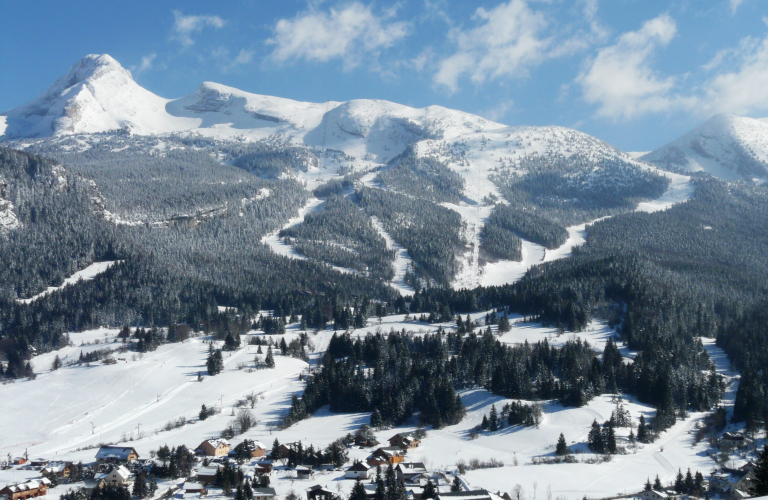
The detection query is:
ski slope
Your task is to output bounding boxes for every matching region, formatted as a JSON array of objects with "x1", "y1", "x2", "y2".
[{"x1": 16, "y1": 261, "x2": 120, "y2": 304}]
